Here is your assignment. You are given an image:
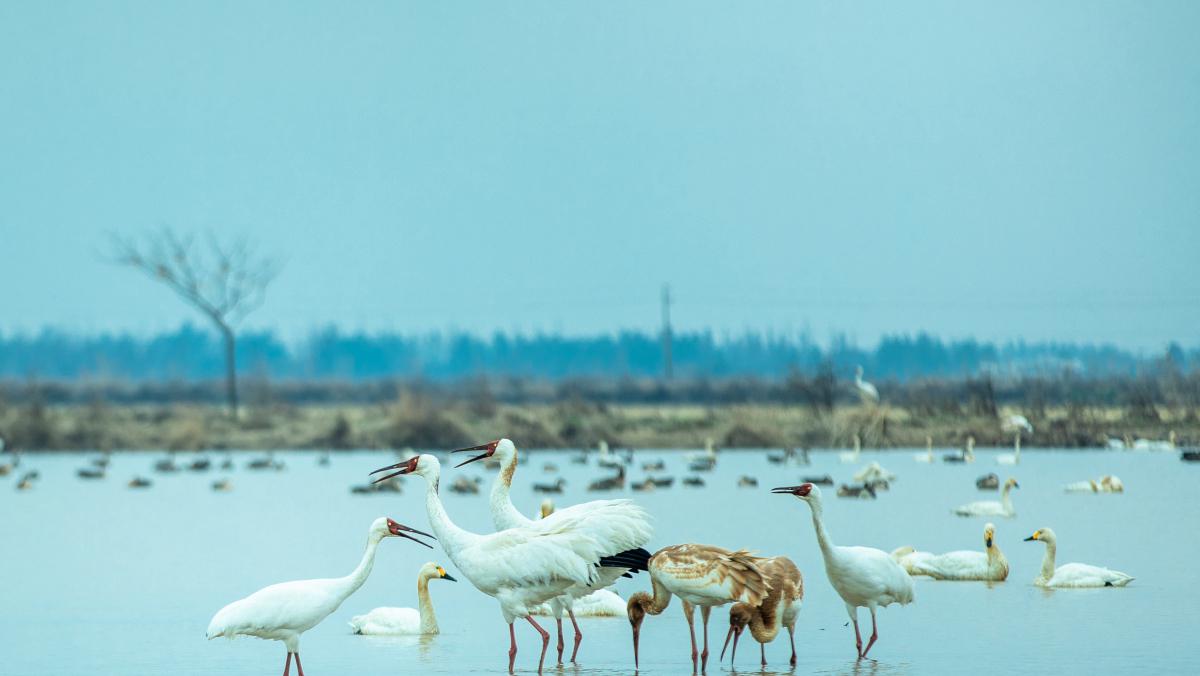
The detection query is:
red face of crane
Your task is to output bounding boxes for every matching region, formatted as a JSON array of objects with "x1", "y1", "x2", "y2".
[
  {"x1": 384, "y1": 518, "x2": 436, "y2": 548},
  {"x1": 451, "y1": 440, "x2": 501, "y2": 468},
  {"x1": 770, "y1": 483, "x2": 814, "y2": 497},
  {"x1": 370, "y1": 456, "x2": 420, "y2": 484}
]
